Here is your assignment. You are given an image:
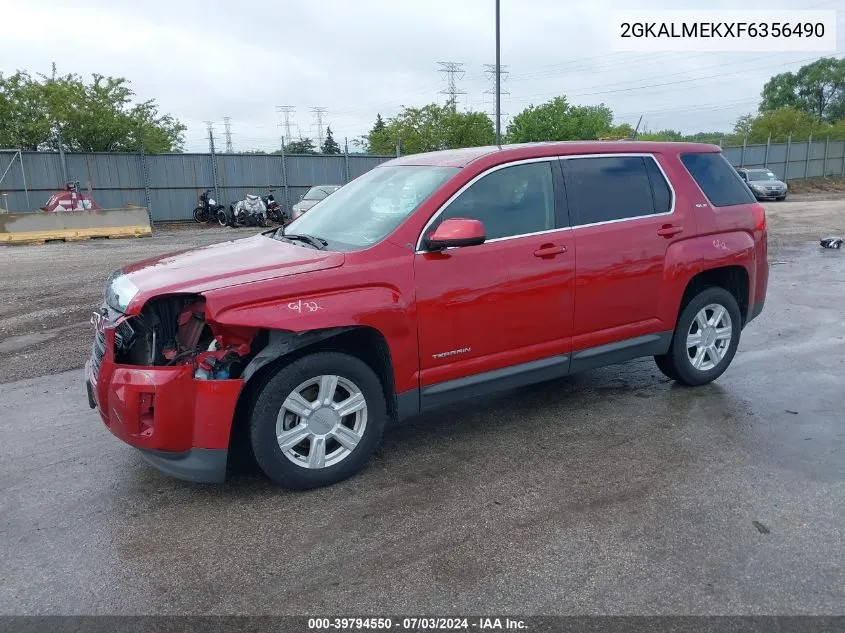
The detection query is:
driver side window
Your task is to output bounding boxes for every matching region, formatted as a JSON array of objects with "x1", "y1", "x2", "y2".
[{"x1": 436, "y1": 161, "x2": 555, "y2": 241}]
